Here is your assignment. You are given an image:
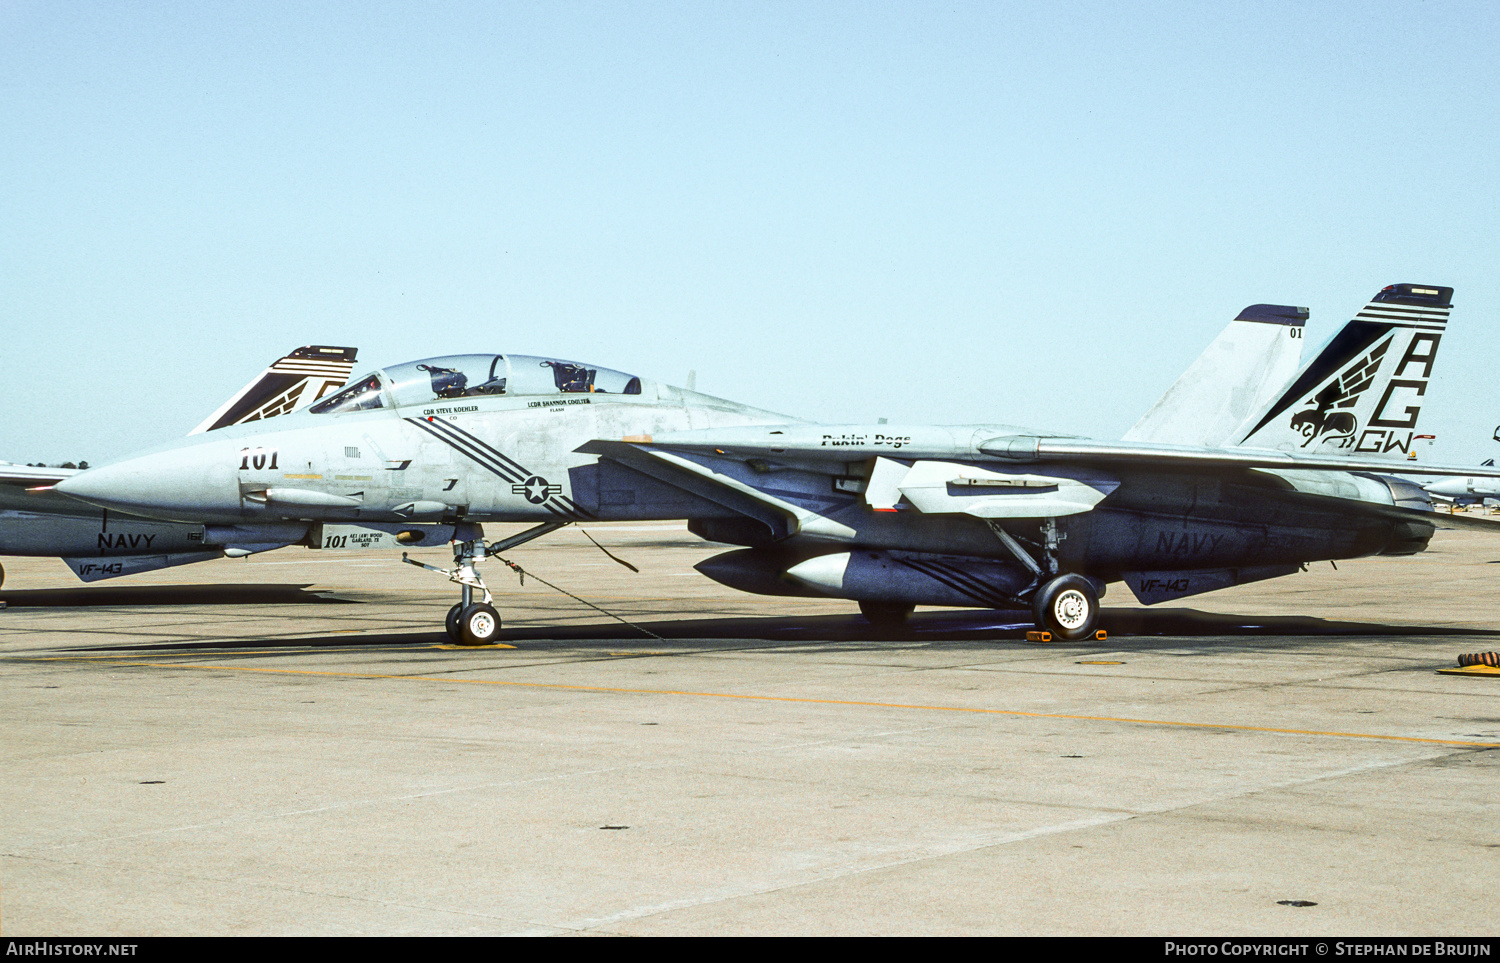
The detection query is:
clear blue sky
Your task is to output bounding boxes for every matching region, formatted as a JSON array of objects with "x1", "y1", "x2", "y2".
[{"x1": 5, "y1": 1, "x2": 1498, "y2": 465}]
